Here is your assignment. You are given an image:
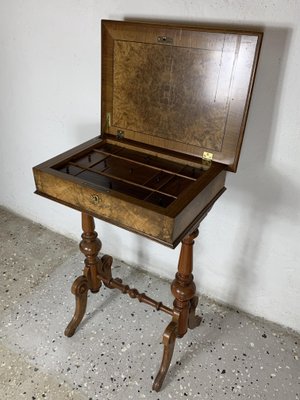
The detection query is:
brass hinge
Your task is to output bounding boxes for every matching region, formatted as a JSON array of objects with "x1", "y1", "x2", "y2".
[
  {"x1": 100, "y1": 112, "x2": 111, "y2": 137},
  {"x1": 202, "y1": 151, "x2": 213, "y2": 166}
]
